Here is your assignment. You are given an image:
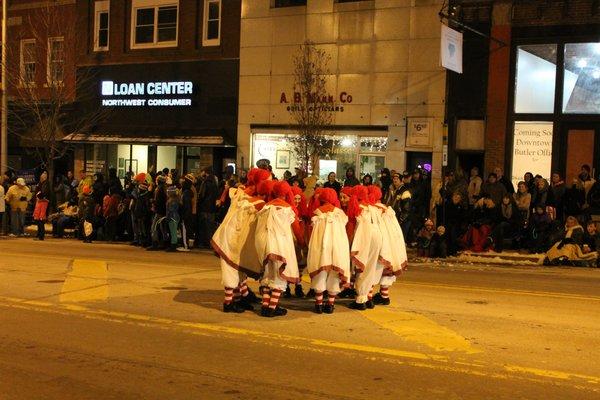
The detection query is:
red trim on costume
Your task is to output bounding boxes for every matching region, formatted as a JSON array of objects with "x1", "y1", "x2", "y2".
[
  {"x1": 262, "y1": 253, "x2": 301, "y2": 284},
  {"x1": 308, "y1": 264, "x2": 350, "y2": 287},
  {"x1": 211, "y1": 239, "x2": 263, "y2": 279},
  {"x1": 350, "y1": 251, "x2": 366, "y2": 272}
]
